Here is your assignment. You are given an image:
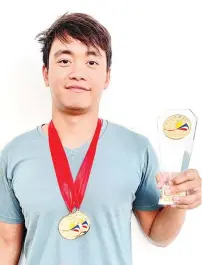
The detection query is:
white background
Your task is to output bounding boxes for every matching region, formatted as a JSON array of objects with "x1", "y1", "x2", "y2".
[{"x1": 0, "y1": 0, "x2": 201, "y2": 264}]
